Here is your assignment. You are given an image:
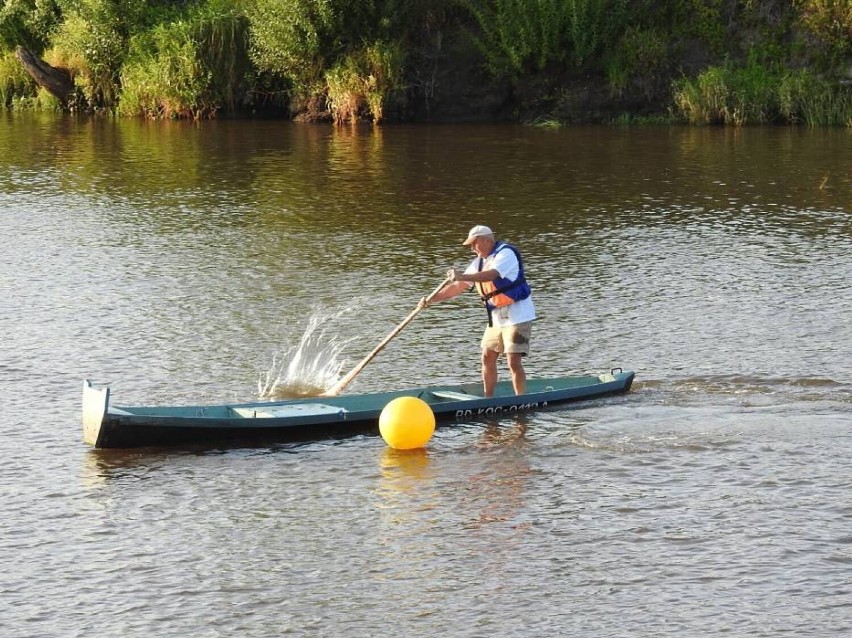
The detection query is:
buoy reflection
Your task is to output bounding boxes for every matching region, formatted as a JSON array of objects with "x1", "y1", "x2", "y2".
[{"x1": 379, "y1": 447, "x2": 432, "y2": 486}]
